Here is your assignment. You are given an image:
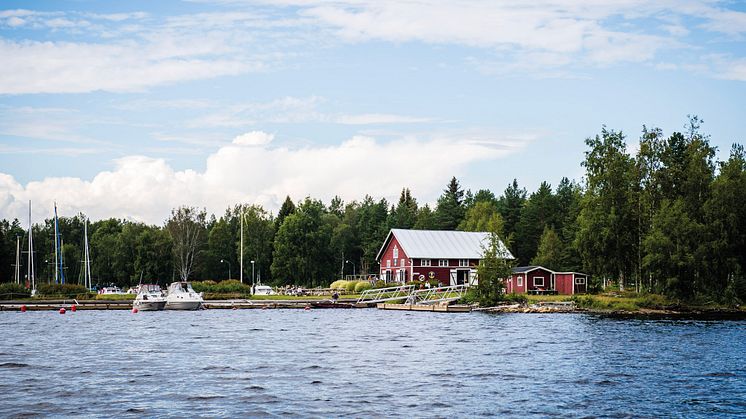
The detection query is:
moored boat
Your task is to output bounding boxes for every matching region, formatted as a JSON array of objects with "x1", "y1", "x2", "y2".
[
  {"x1": 165, "y1": 281, "x2": 203, "y2": 310},
  {"x1": 133, "y1": 284, "x2": 167, "y2": 311}
]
